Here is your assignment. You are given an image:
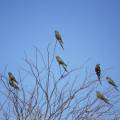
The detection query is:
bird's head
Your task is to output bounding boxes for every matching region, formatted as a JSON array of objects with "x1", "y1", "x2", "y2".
[
  {"x1": 55, "y1": 30, "x2": 59, "y2": 34},
  {"x1": 96, "y1": 91, "x2": 99, "y2": 94},
  {"x1": 56, "y1": 56, "x2": 60, "y2": 60},
  {"x1": 8, "y1": 72, "x2": 12, "y2": 76},
  {"x1": 96, "y1": 64, "x2": 100, "y2": 66},
  {"x1": 106, "y1": 76, "x2": 109, "y2": 80},
  {"x1": 96, "y1": 91, "x2": 101, "y2": 97}
]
